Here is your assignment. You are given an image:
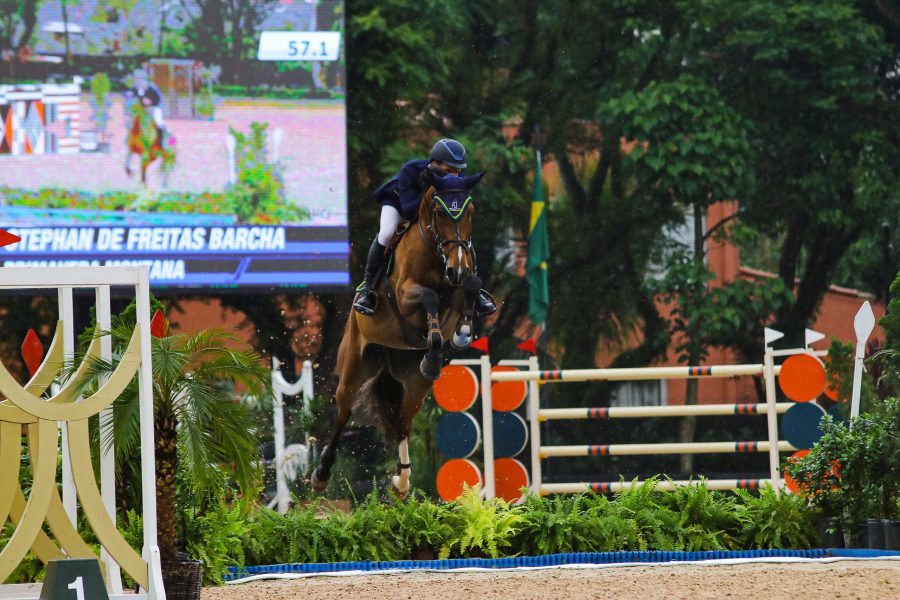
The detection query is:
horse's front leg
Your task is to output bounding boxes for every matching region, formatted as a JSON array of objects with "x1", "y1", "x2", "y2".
[
  {"x1": 451, "y1": 275, "x2": 481, "y2": 350},
  {"x1": 404, "y1": 284, "x2": 442, "y2": 380}
]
